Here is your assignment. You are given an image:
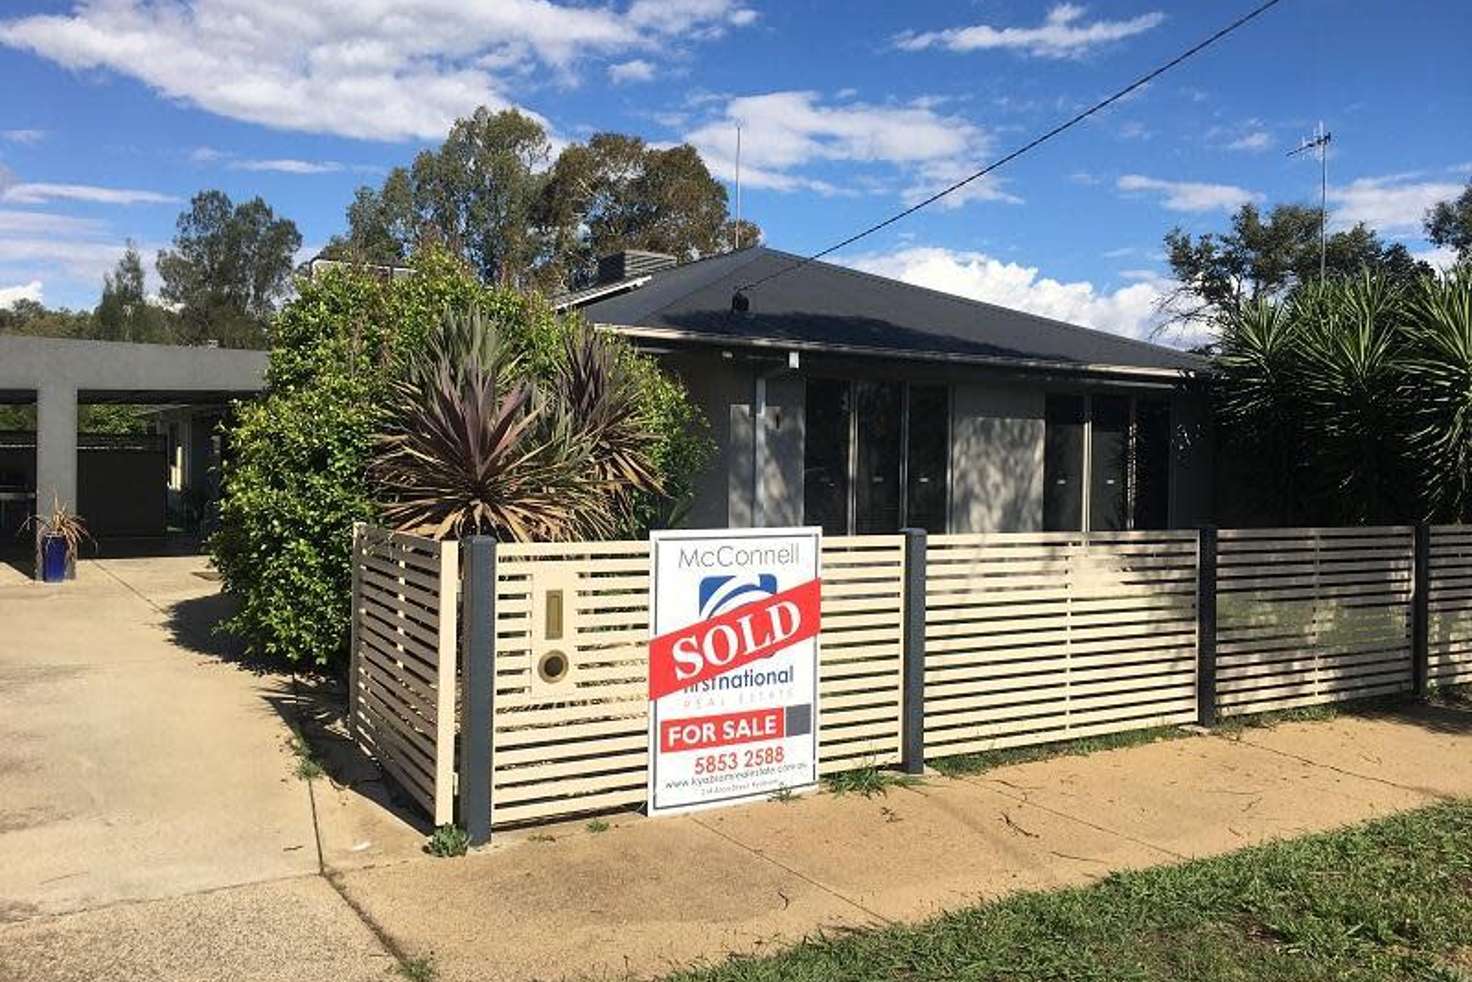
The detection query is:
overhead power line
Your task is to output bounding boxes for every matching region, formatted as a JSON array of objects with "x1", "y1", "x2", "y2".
[{"x1": 734, "y1": 0, "x2": 1288, "y2": 300}]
